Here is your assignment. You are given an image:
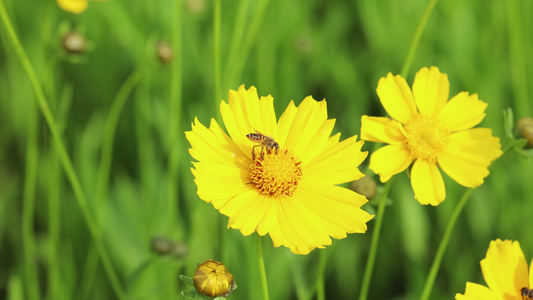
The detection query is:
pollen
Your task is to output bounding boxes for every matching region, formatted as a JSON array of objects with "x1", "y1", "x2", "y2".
[
  {"x1": 403, "y1": 114, "x2": 449, "y2": 163},
  {"x1": 249, "y1": 149, "x2": 302, "y2": 197}
]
